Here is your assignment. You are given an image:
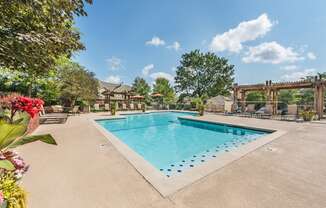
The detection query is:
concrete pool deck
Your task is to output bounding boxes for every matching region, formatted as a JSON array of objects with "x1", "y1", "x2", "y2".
[{"x1": 19, "y1": 112, "x2": 326, "y2": 208}]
